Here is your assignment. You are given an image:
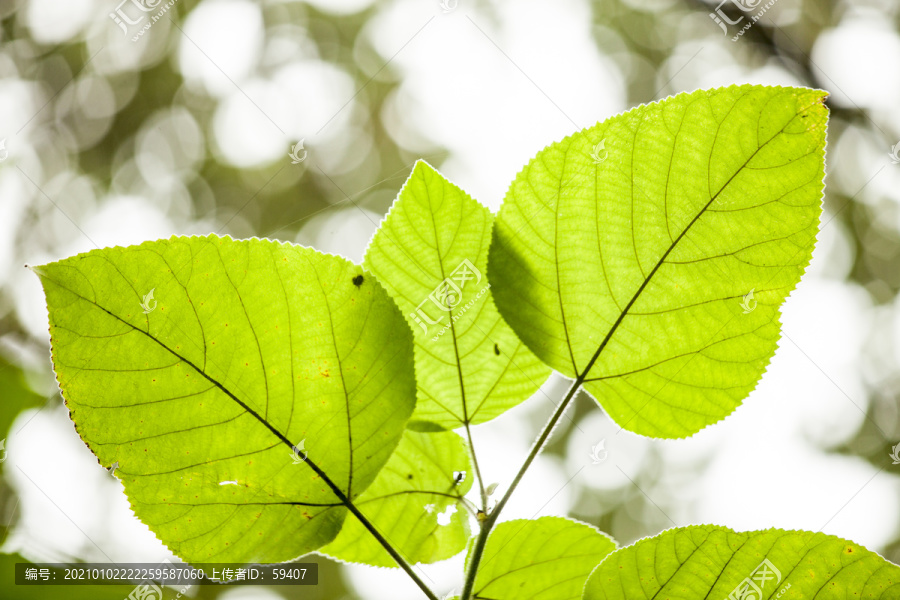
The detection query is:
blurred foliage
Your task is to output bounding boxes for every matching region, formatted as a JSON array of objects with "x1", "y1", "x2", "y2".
[{"x1": 1, "y1": 0, "x2": 900, "y2": 597}]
